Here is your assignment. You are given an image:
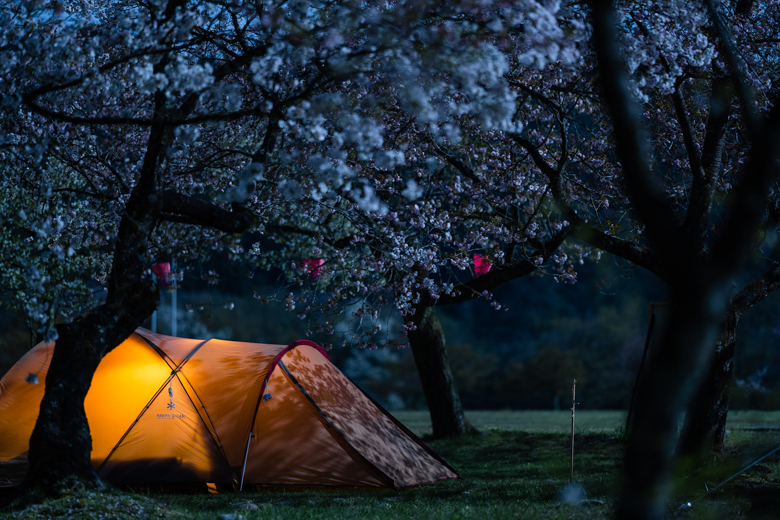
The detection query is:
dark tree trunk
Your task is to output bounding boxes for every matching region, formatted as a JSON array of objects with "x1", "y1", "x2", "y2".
[
  {"x1": 23, "y1": 326, "x2": 102, "y2": 488},
  {"x1": 23, "y1": 292, "x2": 158, "y2": 490},
  {"x1": 616, "y1": 282, "x2": 727, "y2": 519},
  {"x1": 21, "y1": 112, "x2": 173, "y2": 492},
  {"x1": 17, "y1": 0, "x2": 261, "y2": 493},
  {"x1": 676, "y1": 264, "x2": 780, "y2": 458},
  {"x1": 677, "y1": 307, "x2": 739, "y2": 458},
  {"x1": 408, "y1": 305, "x2": 476, "y2": 438}
]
